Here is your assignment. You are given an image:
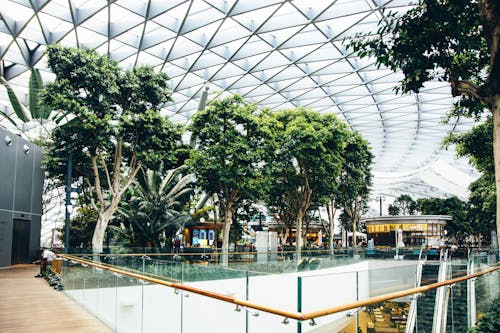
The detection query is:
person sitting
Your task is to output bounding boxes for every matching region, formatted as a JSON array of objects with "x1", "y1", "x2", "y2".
[{"x1": 35, "y1": 248, "x2": 56, "y2": 277}]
